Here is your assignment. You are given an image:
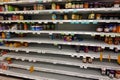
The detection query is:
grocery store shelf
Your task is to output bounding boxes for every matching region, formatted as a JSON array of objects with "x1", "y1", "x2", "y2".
[
  {"x1": 0, "y1": 46, "x2": 118, "y2": 60},
  {"x1": 2, "y1": 52, "x2": 120, "y2": 70},
  {"x1": 7, "y1": 60, "x2": 111, "y2": 80},
  {"x1": 0, "y1": 37, "x2": 119, "y2": 49},
  {"x1": 0, "y1": 69, "x2": 56, "y2": 80},
  {"x1": 0, "y1": 8, "x2": 120, "y2": 14},
  {"x1": 0, "y1": 20, "x2": 120, "y2": 23},
  {"x1": 0, "y1": 68, "x2": 92, "y2": 80},
  {"x1": 0, "y1": 30, "x2": 119, "y2": 37},
  {"x1": 0, "y1": 0, "x2": 38, "y2": 5},
  {"x1": 0, "y1": 0, "x2": 68, "y2": 5},
  {"x1": 0, "y1": 45, "x2": 118, "y2": 59}
]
